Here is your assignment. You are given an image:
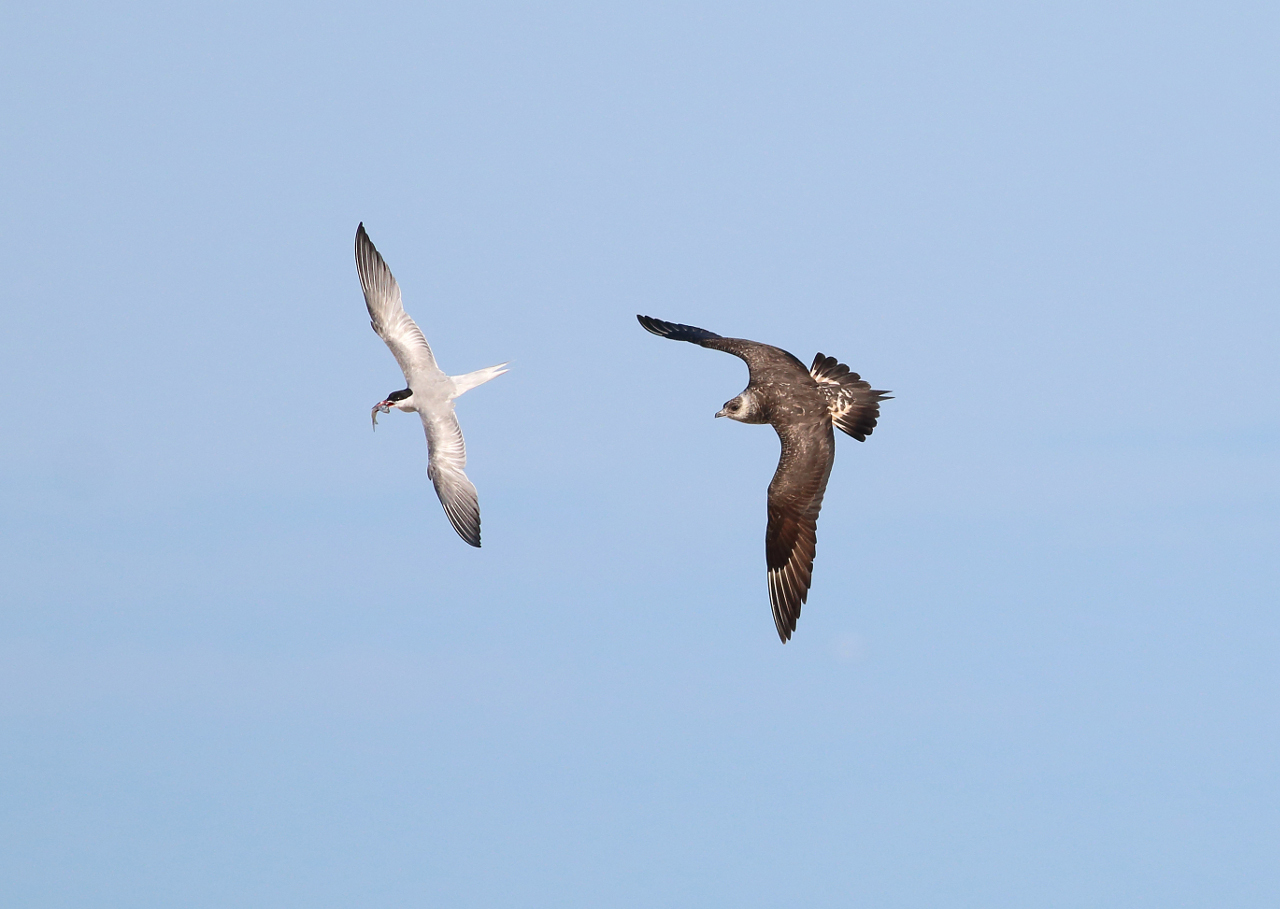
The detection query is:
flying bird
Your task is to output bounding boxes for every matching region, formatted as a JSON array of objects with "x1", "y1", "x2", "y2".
[
  {"x1": 637, "y1": 315, "x2": 890, "y2": 642},
  {"x1": 356, "y1": 223, "x2": 508, "y2": 547}
]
